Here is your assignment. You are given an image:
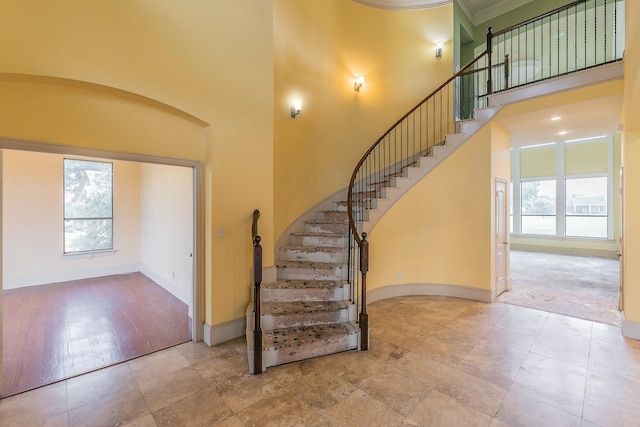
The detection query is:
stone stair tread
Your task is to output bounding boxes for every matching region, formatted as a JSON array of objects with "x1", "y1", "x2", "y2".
[
  {"x1": 318, "y1": 210, "x2": 347, "y2": 214},
  {"x1": 263, "y1": 300, "x2": 347, "y2": 316},
  {"x1": 281, "y1": 244, "x2": 344, "y2": 252},
  {"x1": 263, "y1": 322, "x2": 358, "y2": 349},
  {"x1": 306, "y1": 219, "x2": 348, "y2": 224},
  {"x1": 276, "y1": 261, "x2": 344, "y2": 269},
  {"x1": 262, "y1": 280, "x2": 346, "y2": 289},
  {"x1": 290, "y1": 231, "x2": 348, "y2": 237}
]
